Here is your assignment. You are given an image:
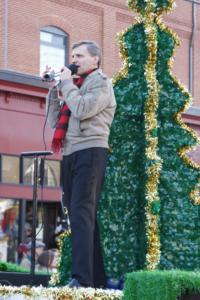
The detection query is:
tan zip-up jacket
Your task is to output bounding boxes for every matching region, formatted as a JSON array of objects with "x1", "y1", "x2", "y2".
[{"x1": 46, "y1": 69, "x2": 116, "y2": 155}]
